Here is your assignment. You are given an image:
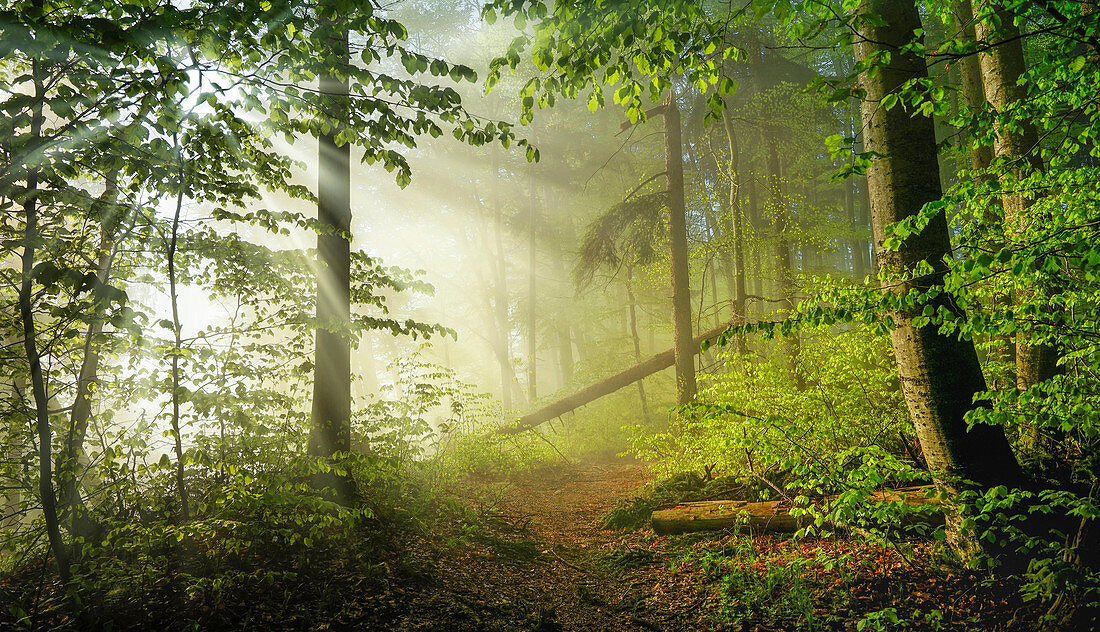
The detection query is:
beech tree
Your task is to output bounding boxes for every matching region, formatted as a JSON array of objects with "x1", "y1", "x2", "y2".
[
  {"x1": 853, "y1": 0, "x2": 1021, "y2": 560},
  {"x1": 970, "y1": 1, "x2": 1060, "y2": 398}
]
